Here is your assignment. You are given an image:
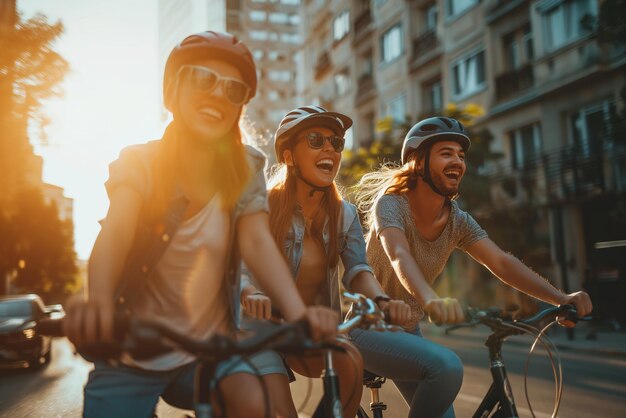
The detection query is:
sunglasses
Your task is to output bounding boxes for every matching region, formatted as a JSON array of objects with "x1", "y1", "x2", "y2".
[
  {"x1": 305, "y1": 132, "x2": 345, "y2": 152},
  {"x1": 180, "y1": 65, "x2": 251, "y2": 106}
]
